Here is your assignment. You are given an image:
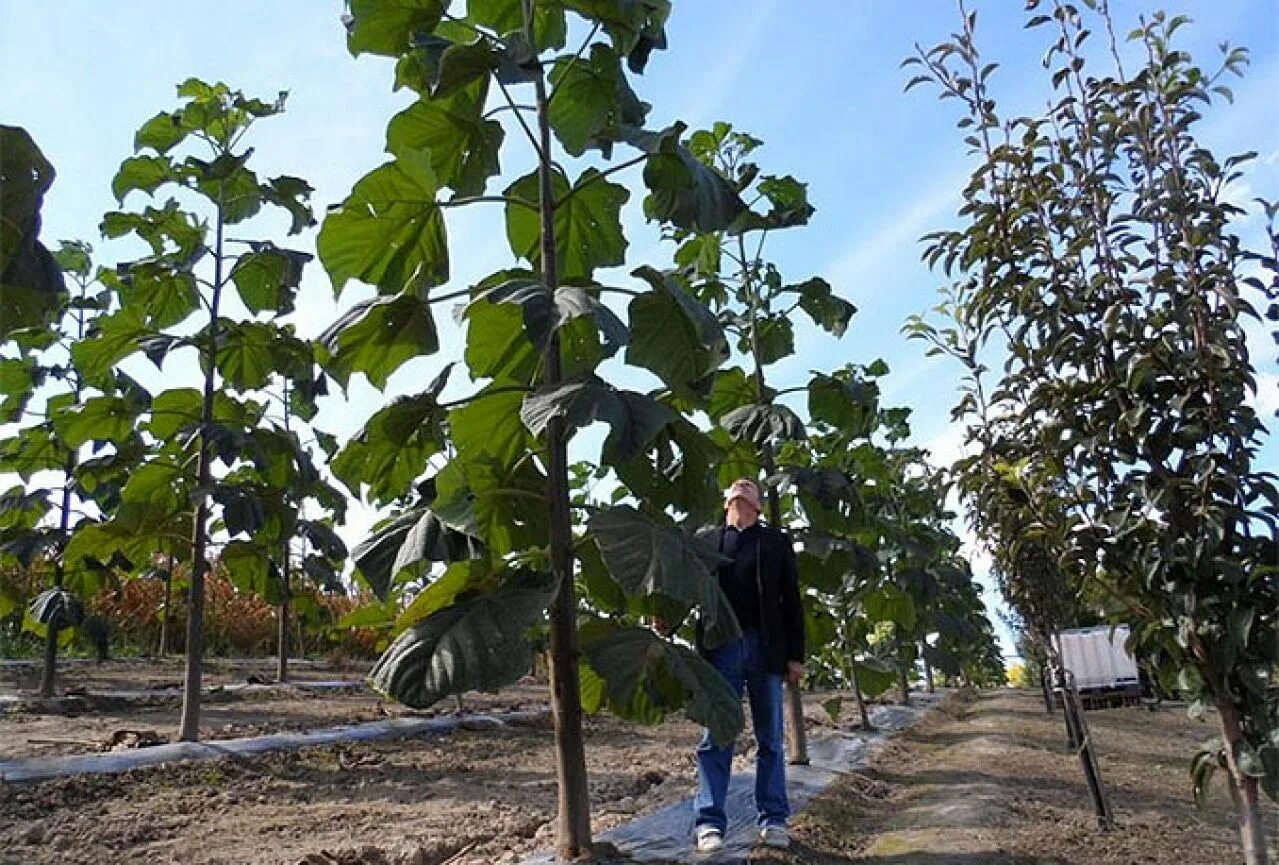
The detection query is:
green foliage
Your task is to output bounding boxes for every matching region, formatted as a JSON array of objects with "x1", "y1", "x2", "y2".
[
  {"x1": 368, "y1": 581, "x2": 551, "y2": 708},
  {"x1": 0, "y1": 126, "x2": 67, "y2": 342},
  {"x1": 579, "y1": 618, "x2": 743, "y2": 747},
  {"x1": 906, "y1": 1, "x2": 1278, "y2": 832}
]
